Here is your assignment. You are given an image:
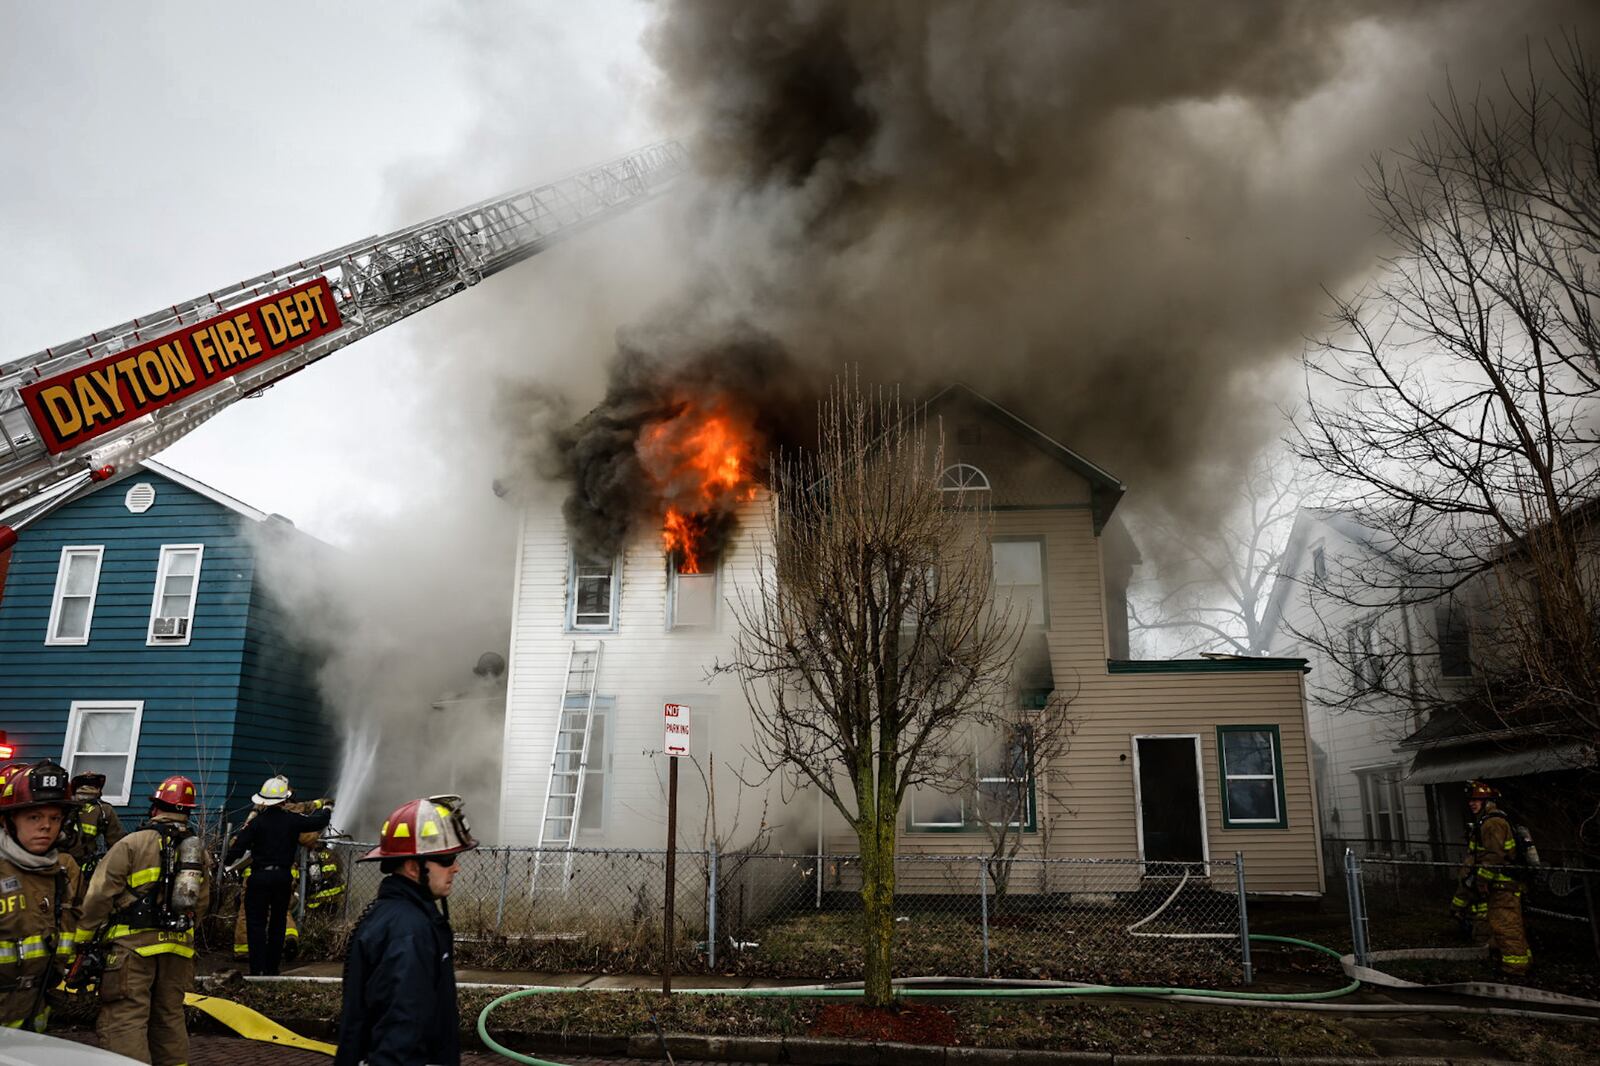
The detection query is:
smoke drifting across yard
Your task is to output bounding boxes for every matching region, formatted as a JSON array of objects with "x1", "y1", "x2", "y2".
[{"x1": 598, "y1": 0, "x2": 1600, "y2": 525}]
